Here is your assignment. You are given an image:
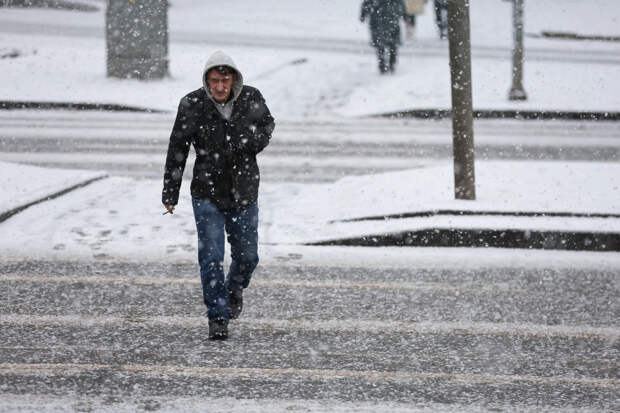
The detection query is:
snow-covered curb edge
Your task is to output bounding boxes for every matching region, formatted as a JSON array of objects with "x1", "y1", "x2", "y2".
[{"x1": 0, "y1": 173, "x2": 108, "y2": 223}]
